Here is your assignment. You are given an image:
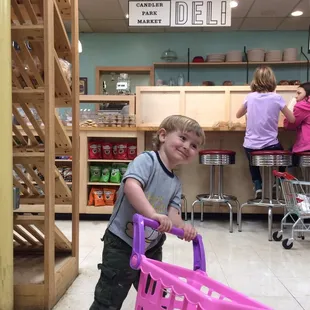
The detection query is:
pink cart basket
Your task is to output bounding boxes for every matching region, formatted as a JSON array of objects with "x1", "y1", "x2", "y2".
[{"x1": 130, "y1": 214, "x2": 273, "y2": 310}]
